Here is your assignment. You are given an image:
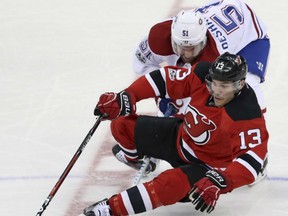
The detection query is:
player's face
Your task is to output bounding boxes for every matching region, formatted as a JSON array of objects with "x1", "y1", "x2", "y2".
[
  {"x1": 211, "y1": 80, "x2": 238, "y2": 107},
  {"x1": 174, "y1": 42, "x2": 205, "y2": 63}
]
